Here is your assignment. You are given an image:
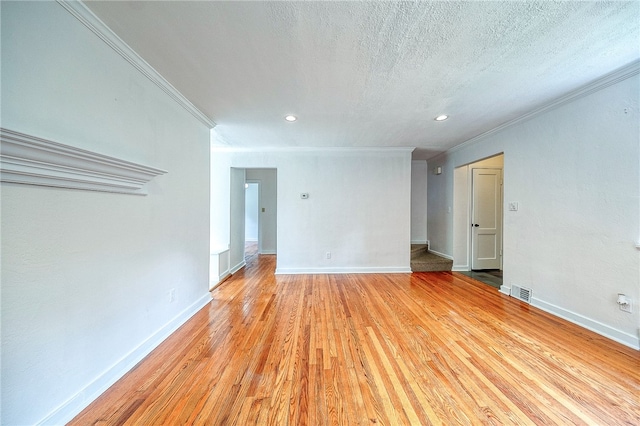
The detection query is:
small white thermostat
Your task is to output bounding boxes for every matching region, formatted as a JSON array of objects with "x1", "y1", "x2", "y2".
[{"x1": 301, "y1": 193, "x2": 309, "y2": 199}]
